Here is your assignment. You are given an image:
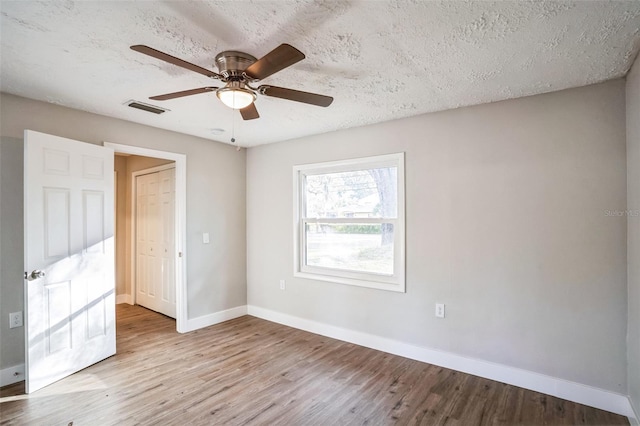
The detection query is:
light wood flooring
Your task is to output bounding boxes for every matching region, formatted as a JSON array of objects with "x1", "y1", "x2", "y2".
[{"x1": 0, "y1": 304, "x2": 630, "y2": 425}]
